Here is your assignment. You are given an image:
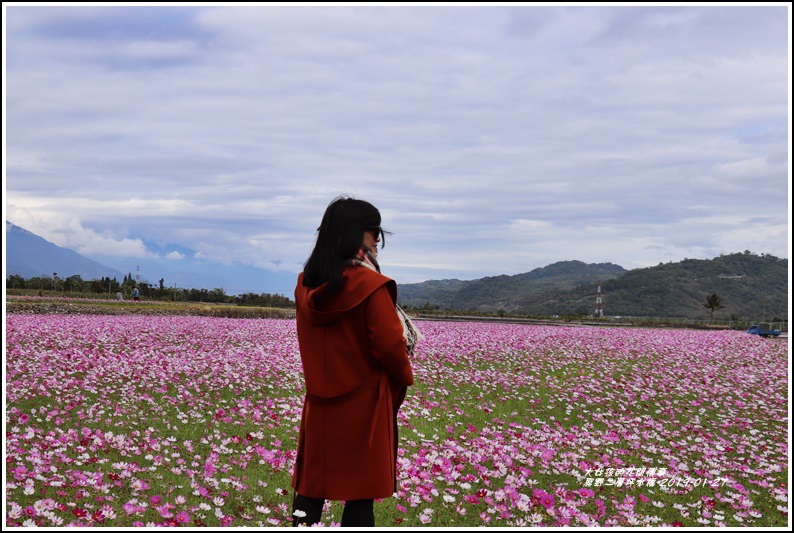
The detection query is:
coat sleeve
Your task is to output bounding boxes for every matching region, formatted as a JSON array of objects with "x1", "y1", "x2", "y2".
[{"x1": 365, "y1": 284, "x2": 414, "y2": 387}]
